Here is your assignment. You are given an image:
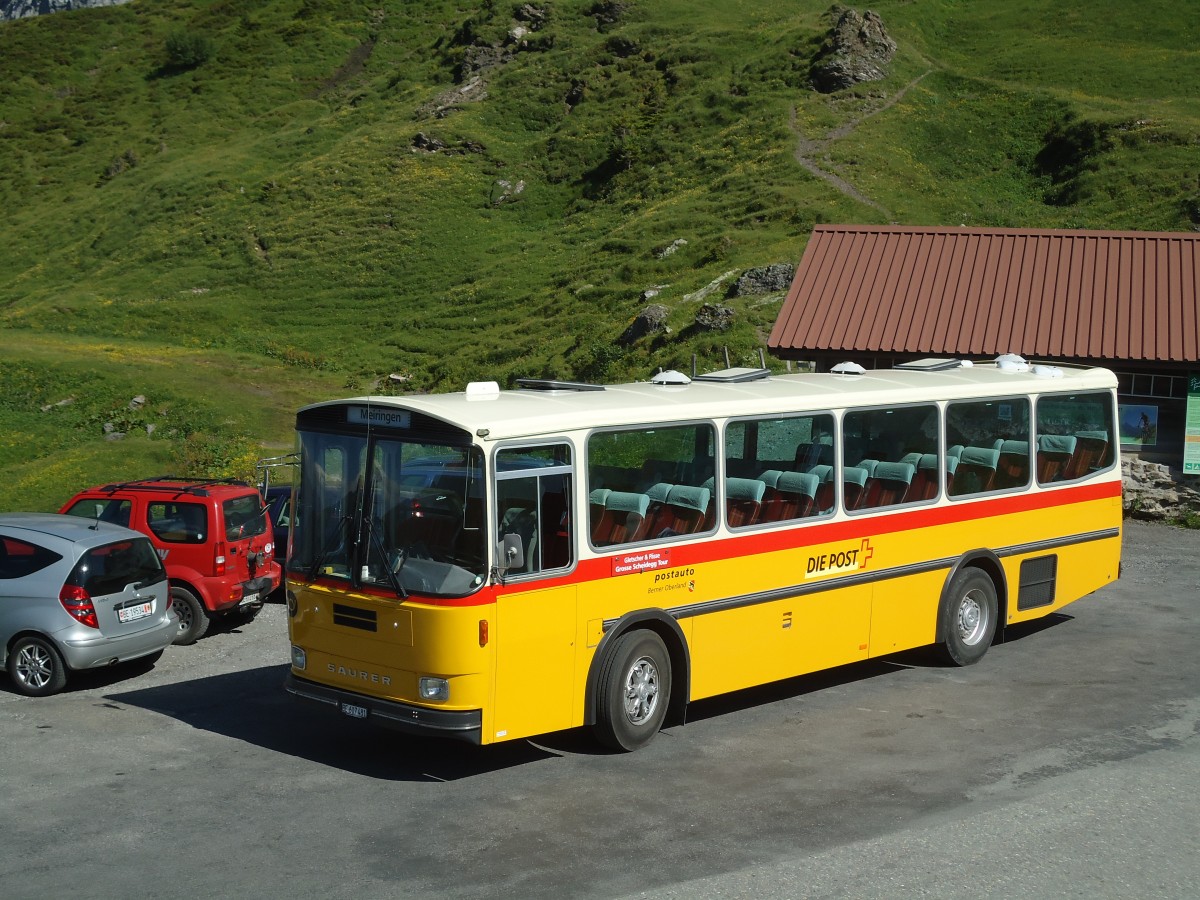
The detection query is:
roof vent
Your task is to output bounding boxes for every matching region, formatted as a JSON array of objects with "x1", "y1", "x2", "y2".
[
  {"x1": 692, "y1": 367, "x2": 770, "y2": 384},
  {"x1": 515, "y1": 378, "x2": 605, "y2": 392},
  {"x1": 893, "y1": 358, "x2": 963, "y2": 372},
  {"x1": 1032, "y1": 364, "x2": 1063, "y2": 379},
  {"x1": 995, "y1": 353, "x2": 1030, "y2": 372},
  {"x1": 651, "y1": 370, "x2": 691, "y2": 386},
  {"x1": 465, "y1": 381, "x2": 501, "y2": 399},
  {"x1": 831, "y1": 361, "x2": 866, "y2": 376}
]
